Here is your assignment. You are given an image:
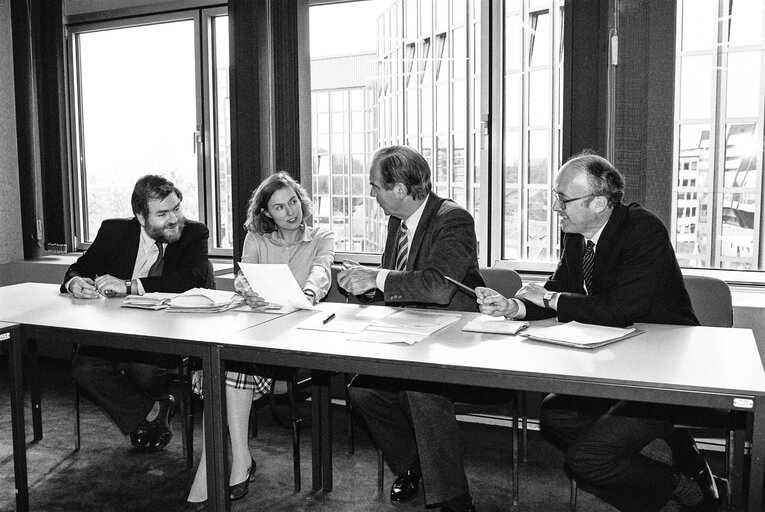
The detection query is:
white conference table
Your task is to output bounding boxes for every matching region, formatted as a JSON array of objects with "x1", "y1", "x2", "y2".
[
  {"x1": 0, "y1": 282, "x2": 280, "y2": 512},
  {"x1": 219, "y1": 301, "x2": 765, "y2": 510},
  {"x1": 4, "y1": 283, "x2": 765, "y2": 511}
]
